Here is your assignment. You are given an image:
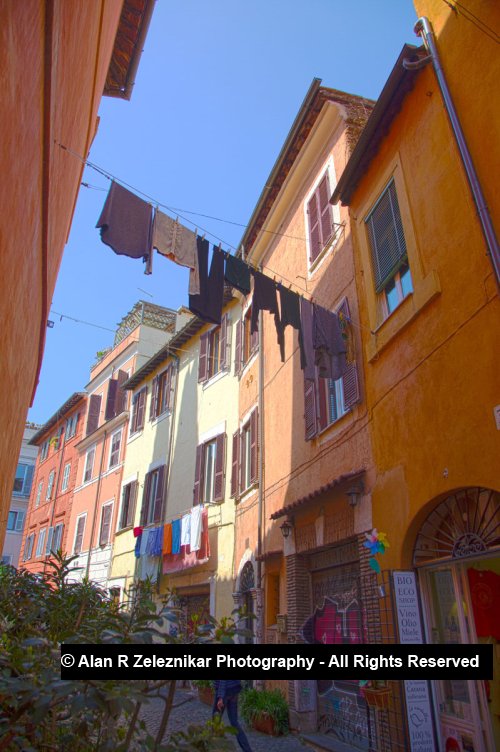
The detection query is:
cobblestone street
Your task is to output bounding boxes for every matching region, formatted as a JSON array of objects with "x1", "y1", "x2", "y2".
[{"x1": 140, "y1": 686, "x2": 309, "y2": 751}]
